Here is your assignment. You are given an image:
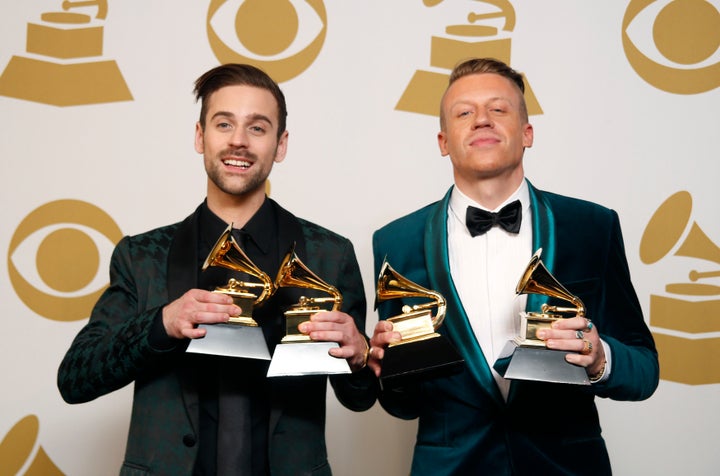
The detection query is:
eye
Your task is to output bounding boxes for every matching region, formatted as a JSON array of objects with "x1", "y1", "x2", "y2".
[
  {"x1": 622, "y1": 0, "x2": 720, "y2": 93},
  {"x1": 207, "y1": 0, "x2": 327, "y2": 82},
  {"x1": 8, "y1": 200, "x2": 122, "y2": 322},
  {"x1": 249, "y1": 124, "x2": 266, "y2": 134}
]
